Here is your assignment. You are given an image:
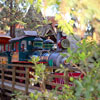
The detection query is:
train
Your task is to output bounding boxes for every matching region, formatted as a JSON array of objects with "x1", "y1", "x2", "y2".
[
  {"x1": 0, "y1": 30, "x2": 70, "y2": 67},
  {"x1": 0, "y1": 31, "x2": 84, "y2": 87}
]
